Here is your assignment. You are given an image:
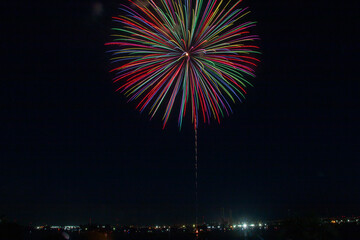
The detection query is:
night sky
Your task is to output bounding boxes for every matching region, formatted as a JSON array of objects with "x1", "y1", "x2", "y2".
[{"x1": 1, "y1": 0, "x2": 359, "y2": 225}]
